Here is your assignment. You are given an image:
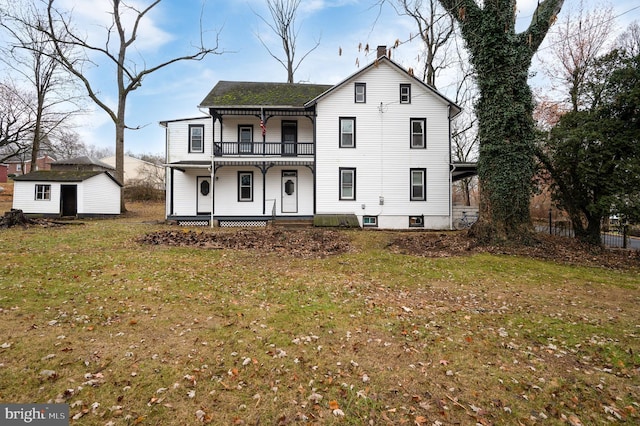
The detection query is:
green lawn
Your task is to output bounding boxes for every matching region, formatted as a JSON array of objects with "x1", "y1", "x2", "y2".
[{"x1": 0, "y1": 215, "x2": 638, "y2": 425}]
